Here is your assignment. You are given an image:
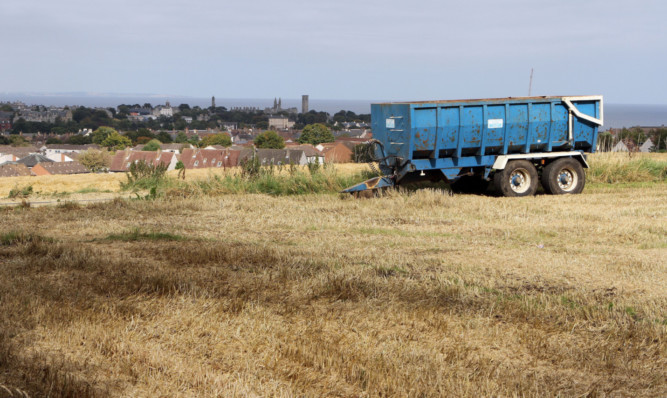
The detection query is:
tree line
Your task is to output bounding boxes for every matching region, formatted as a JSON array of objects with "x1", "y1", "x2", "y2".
[{"x1": 2, "y1": 104, "x2": 370, "y2": 136}]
